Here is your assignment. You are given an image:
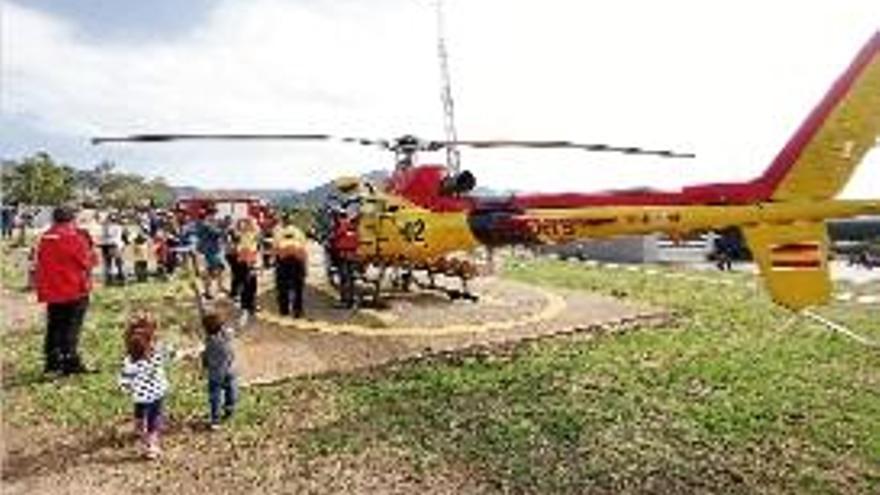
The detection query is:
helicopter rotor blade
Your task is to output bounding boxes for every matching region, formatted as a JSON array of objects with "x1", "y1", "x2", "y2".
[
  {"x1": 91, "y1": 133, "x2": 694, "y2": 158},
  {"x1": 91, "y1": 133, "x2": 399, "y2": 150},
  {"x1": 437, "y1": 139, "x2": 695, "y2": 158},
  {"x1": 338, "y1": 136, "x2": 392, "y2": 149},
  {"x1": 91, "y1": 133, "x2": 334, "y2": 145}
]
